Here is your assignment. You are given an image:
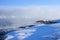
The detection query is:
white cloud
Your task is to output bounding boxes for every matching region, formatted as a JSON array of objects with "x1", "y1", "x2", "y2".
[
  {"x1": 1, "y1": 6, "x2": 60, "y2": 20},
  {"x1": 14, "y1": 28, "x2": 36, "y2": 40},
  {"x1": 0, "y1": 6, "x2": 60, "y2": 28},
  {"x1": 5, "y1": 35, "x2": 14, "y2": 40}
]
